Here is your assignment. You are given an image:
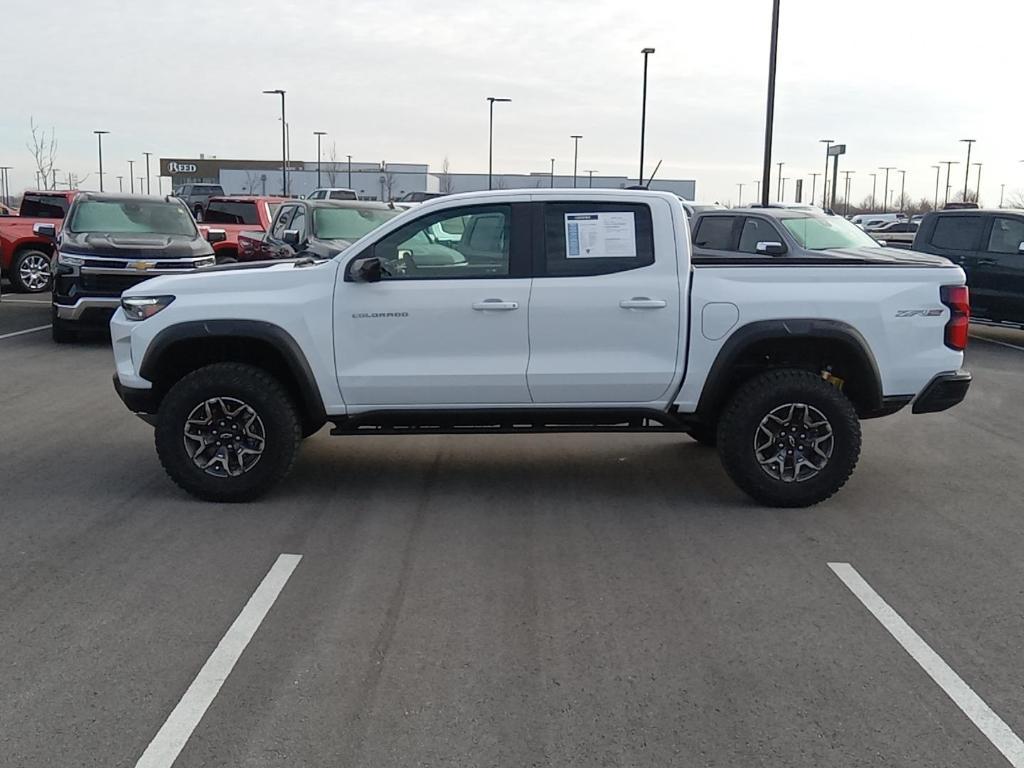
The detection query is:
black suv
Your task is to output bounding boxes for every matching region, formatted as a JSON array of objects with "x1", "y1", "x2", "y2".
[
  {"x1": 172, "y1": 183, "x2": 225, "y2": 220},
  {"x1": 42, "y1": 193, "x2": 220, "y2": 342},
  {"x1": 913, "y1": 209, "x2": 1024, "y2": 327}
]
